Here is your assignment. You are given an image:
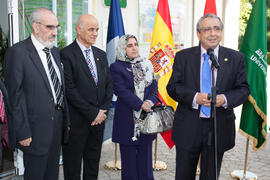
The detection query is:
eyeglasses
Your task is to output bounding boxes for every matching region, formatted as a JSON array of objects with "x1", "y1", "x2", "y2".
[
  {"x1": 36, "y1": 22, "x2": 61, "y2": 31},
  {"x1": 200, "y1": 26, "x2": 221, "y2": 33}
]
